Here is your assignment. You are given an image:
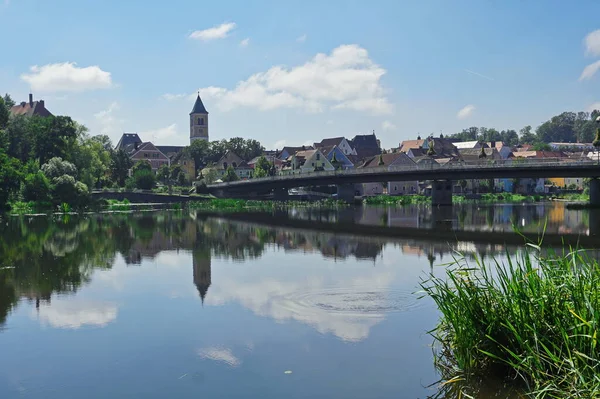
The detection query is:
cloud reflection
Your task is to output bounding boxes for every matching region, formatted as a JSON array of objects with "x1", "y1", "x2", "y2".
[
  {"x1": 33, "y1": 300, "x2": 118, "y2": 329},
  {"x1": 197, "y1": 347, "x2": 242, "y2": 367}
]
